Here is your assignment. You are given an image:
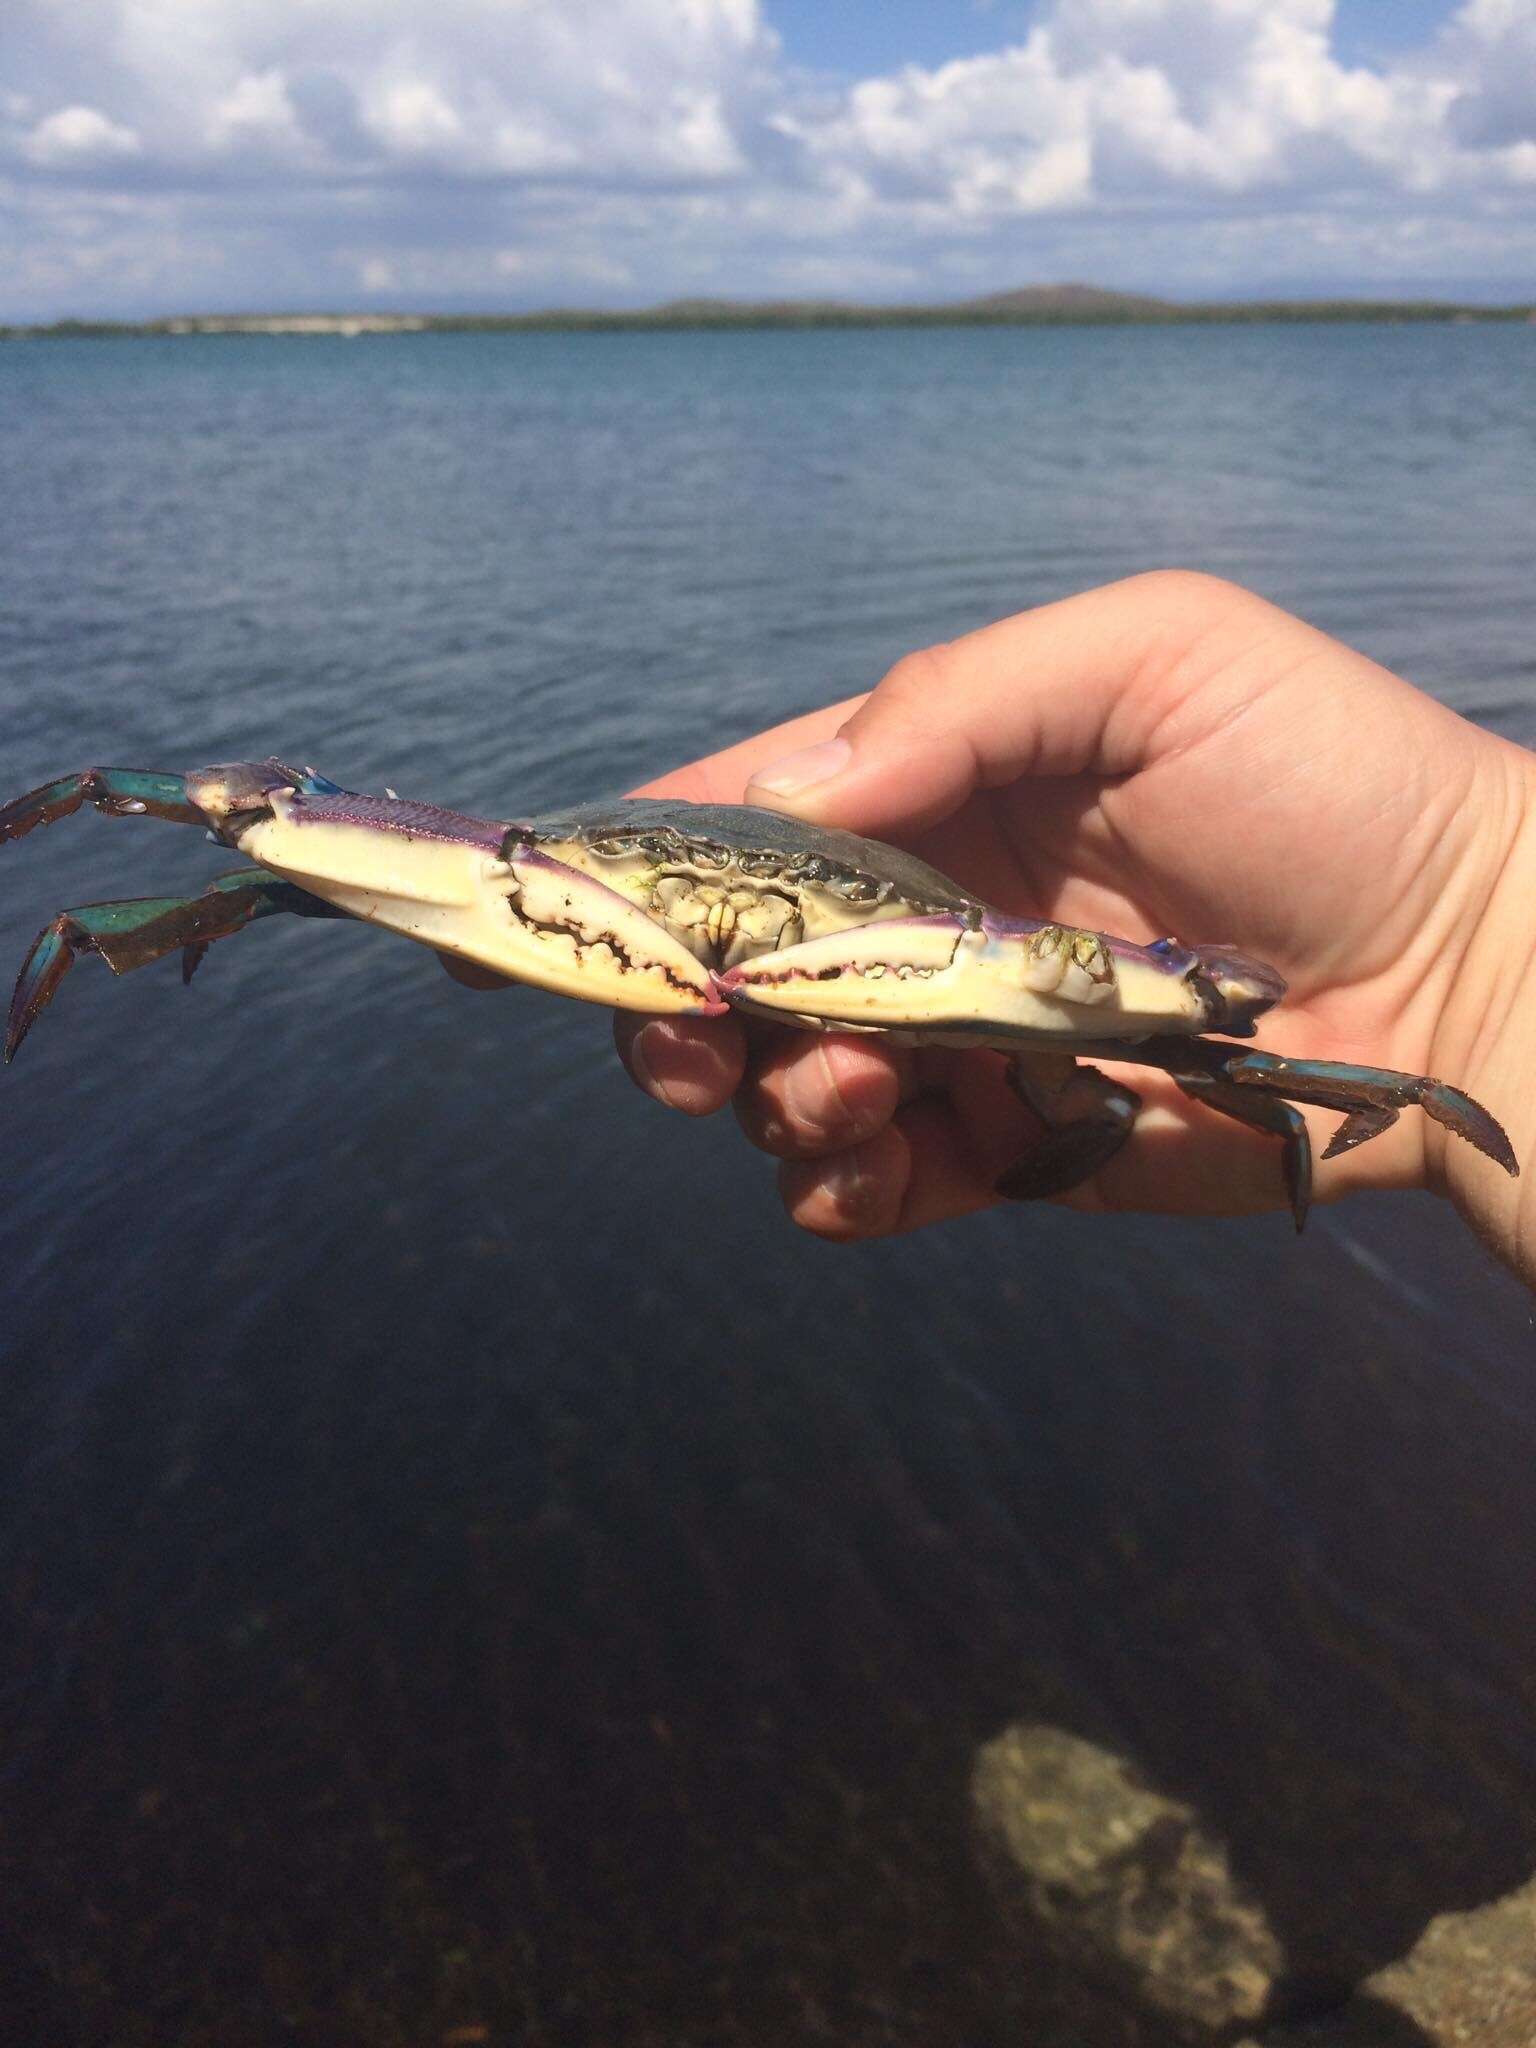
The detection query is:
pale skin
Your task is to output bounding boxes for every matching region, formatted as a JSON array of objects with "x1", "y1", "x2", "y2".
[{"x1": 448, "y1": 573, "x2": 1536, "y2": 1286}]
